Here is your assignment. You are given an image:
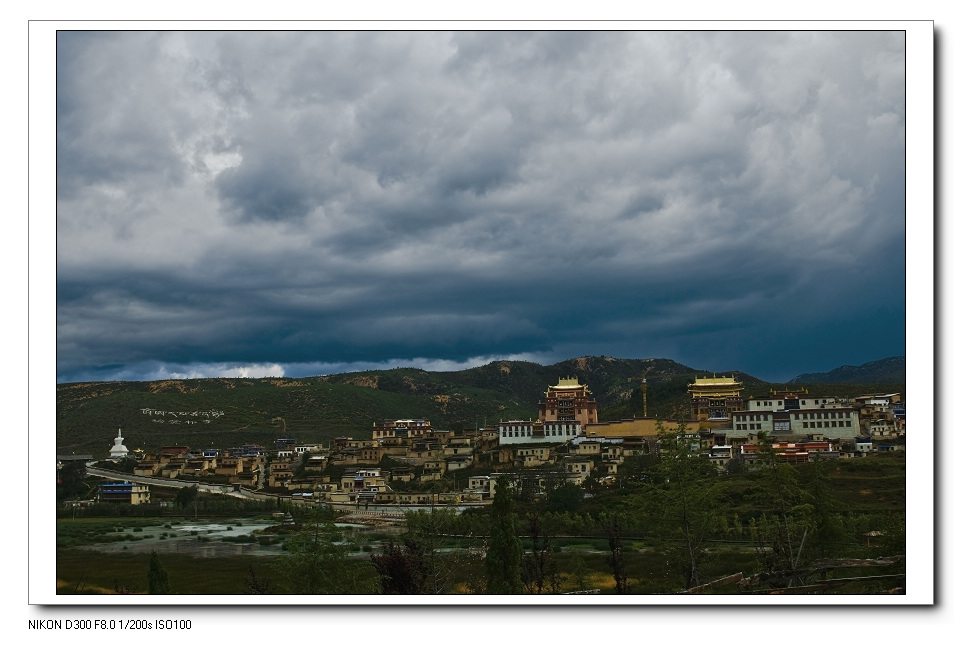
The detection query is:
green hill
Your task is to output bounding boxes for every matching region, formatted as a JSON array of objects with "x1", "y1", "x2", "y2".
[
  {"x1": 56, "y1": 355, "x2": 905, "y2": 457},
  {"x1": 790, "y1": 356, "x2": 905, "y2": 385},
  {"x1": 56, "y1": 375, "x2": 535, "y2": 456}
]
